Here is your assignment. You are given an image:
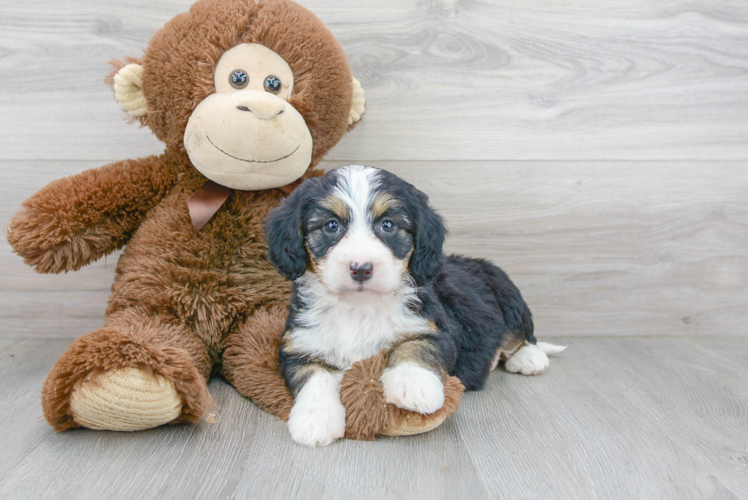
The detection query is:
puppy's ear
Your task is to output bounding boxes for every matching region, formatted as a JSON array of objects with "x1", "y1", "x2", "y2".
[
  {"x1": 409, "y1": 193, "x2": 447, "y2": 286},
  {"x1": 265, "y1": 180, "x2": 316, "y2": 281}
]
